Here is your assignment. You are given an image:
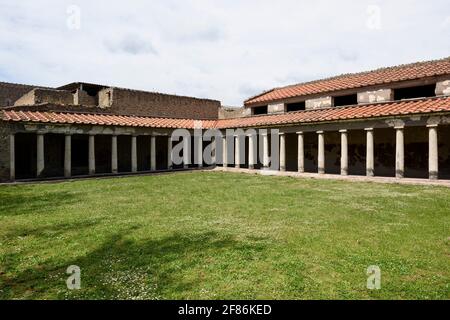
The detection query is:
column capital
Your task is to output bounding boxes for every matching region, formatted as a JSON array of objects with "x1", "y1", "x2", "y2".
[
  {"x1": 279, "y1": 132, "x2": 285, "y2": 136},
  {"x1": 364, "y1": 128, "x2": 374, "y2": 131},
  {"x1": 394, "y1": 126, "x2": 405, "y2": 130},
  {"x1": 339, "y1": 129, "x2": 348, "y2": 133},
  {"x1": 296, "y1": 131, "x2": 303, "y2": 135},
  {"x1": 426, "y1": 124, "x2": 438, "y2": 128},
  {"x1": 316, "y1": 131, "x2": 324, "y2": 134},
  {"x1": 260, "y1": 132, "x2": 268, "y2": 136}
]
